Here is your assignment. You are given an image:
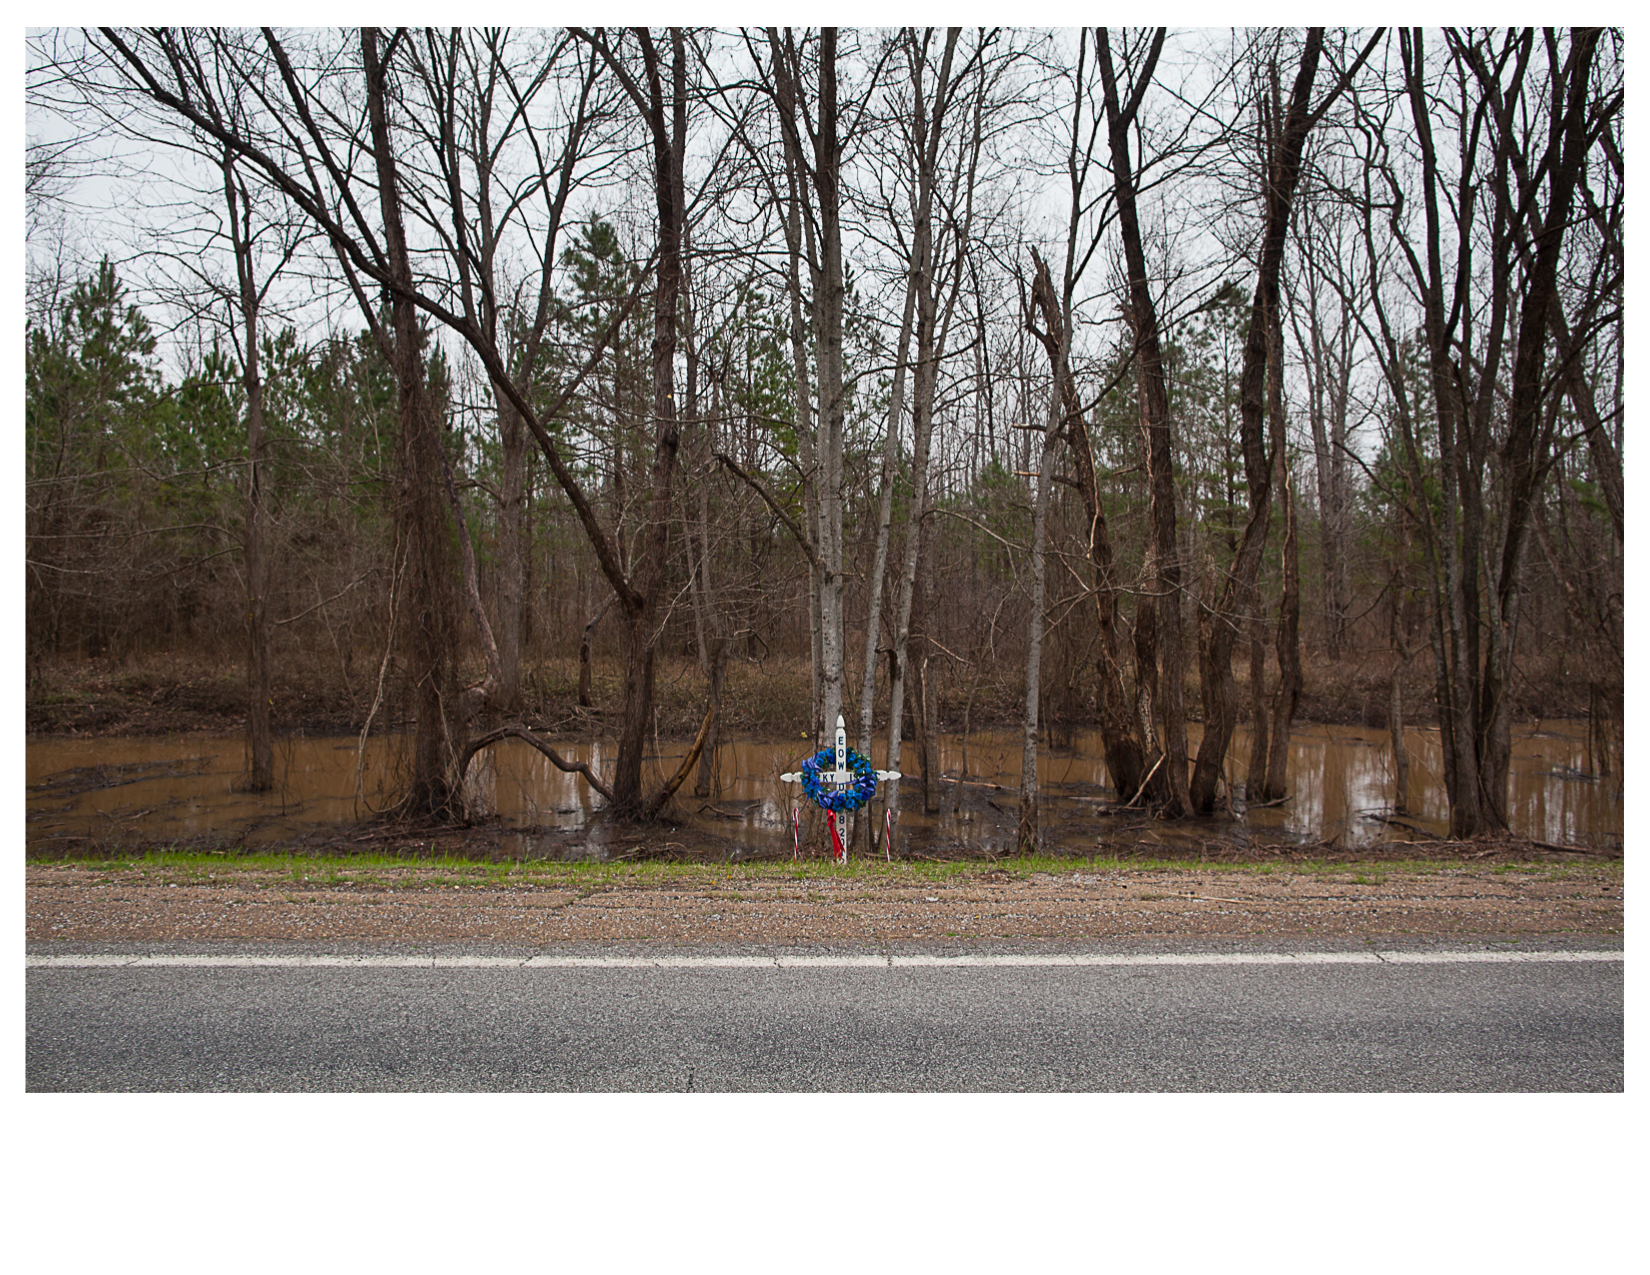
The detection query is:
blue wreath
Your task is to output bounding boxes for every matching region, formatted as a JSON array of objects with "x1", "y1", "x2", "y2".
[{"x1": 799, "y1": 747, "x2": 878, "y2": 813}]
